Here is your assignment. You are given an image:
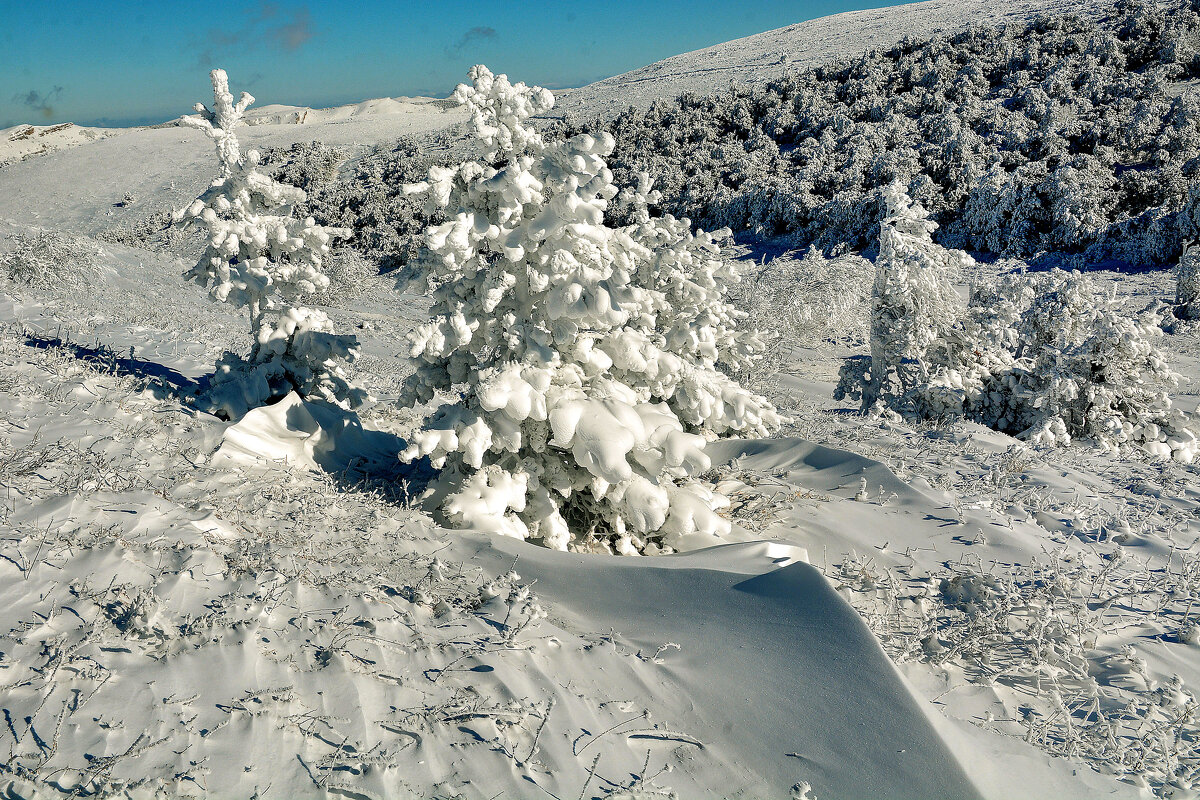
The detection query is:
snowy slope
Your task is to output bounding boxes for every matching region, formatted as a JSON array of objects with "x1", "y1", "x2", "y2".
[
  {"x1": 552, "y1": 0, "x2": 1124, "y2": 117},
  {"x1": 1, "y1": 0, "x2": 1198, "y2": 798},
  {"x1": 0, "y1": 122, "x2": 125, "y2": 168},
  {"x1": 0, "y1": 104, "x2": 467, "y2": 238},
  {"x1": 0, "y1": 287, "x2": 1143, "y2": 800},
  {"x1": 242, "y1": 96, "x2": 459, "y2": 126}
]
